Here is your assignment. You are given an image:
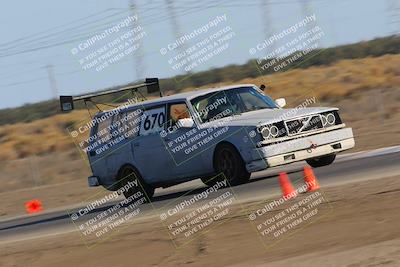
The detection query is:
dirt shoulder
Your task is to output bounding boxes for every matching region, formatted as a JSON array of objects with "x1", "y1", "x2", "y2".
[{"x1": 1, "y1": 175, "x2": 400, "y2": 267}]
